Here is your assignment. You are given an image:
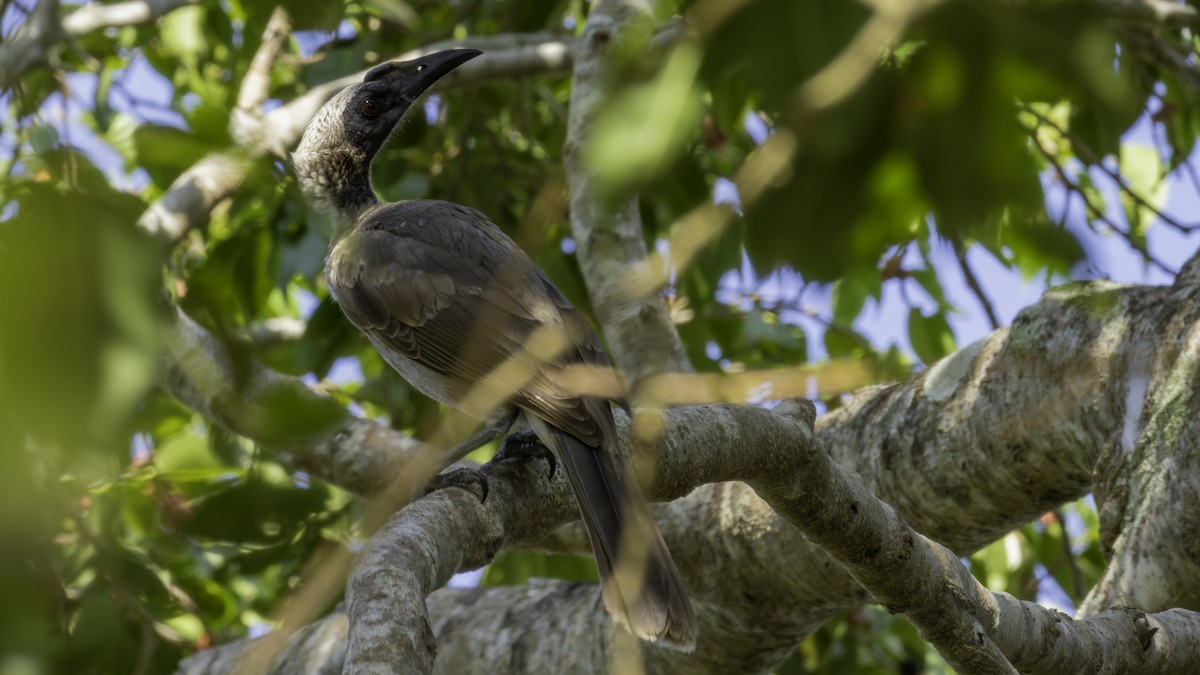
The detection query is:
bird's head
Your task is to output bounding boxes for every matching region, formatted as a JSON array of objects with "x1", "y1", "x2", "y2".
[{"x1": 294, "y1": 48, "x2": 482, "y2": 217}]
